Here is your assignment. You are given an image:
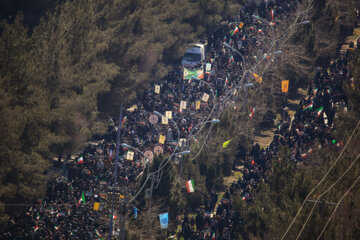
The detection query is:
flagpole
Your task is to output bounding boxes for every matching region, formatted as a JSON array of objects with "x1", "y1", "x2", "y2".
[{"x1": 109, "y1": 103, "x2": 123, "y2": 240}]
